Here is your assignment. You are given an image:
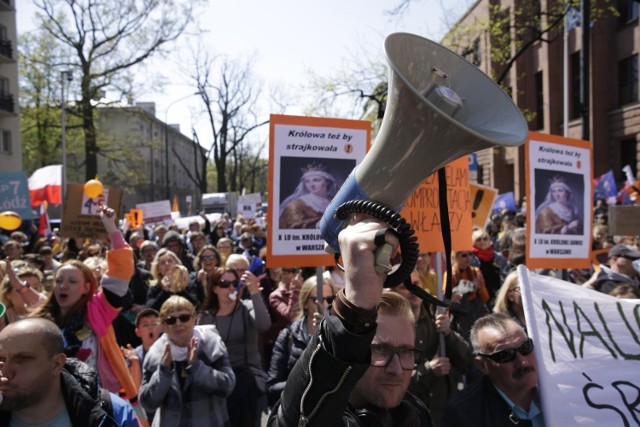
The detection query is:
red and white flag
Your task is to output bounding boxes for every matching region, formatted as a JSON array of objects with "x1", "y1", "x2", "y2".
[
  {"x1": 39, "y1": 201, "x2": 51, "y2": 237},
  {"x1": 28, "y1": 165, "x2": 62, "y2": 207}
]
